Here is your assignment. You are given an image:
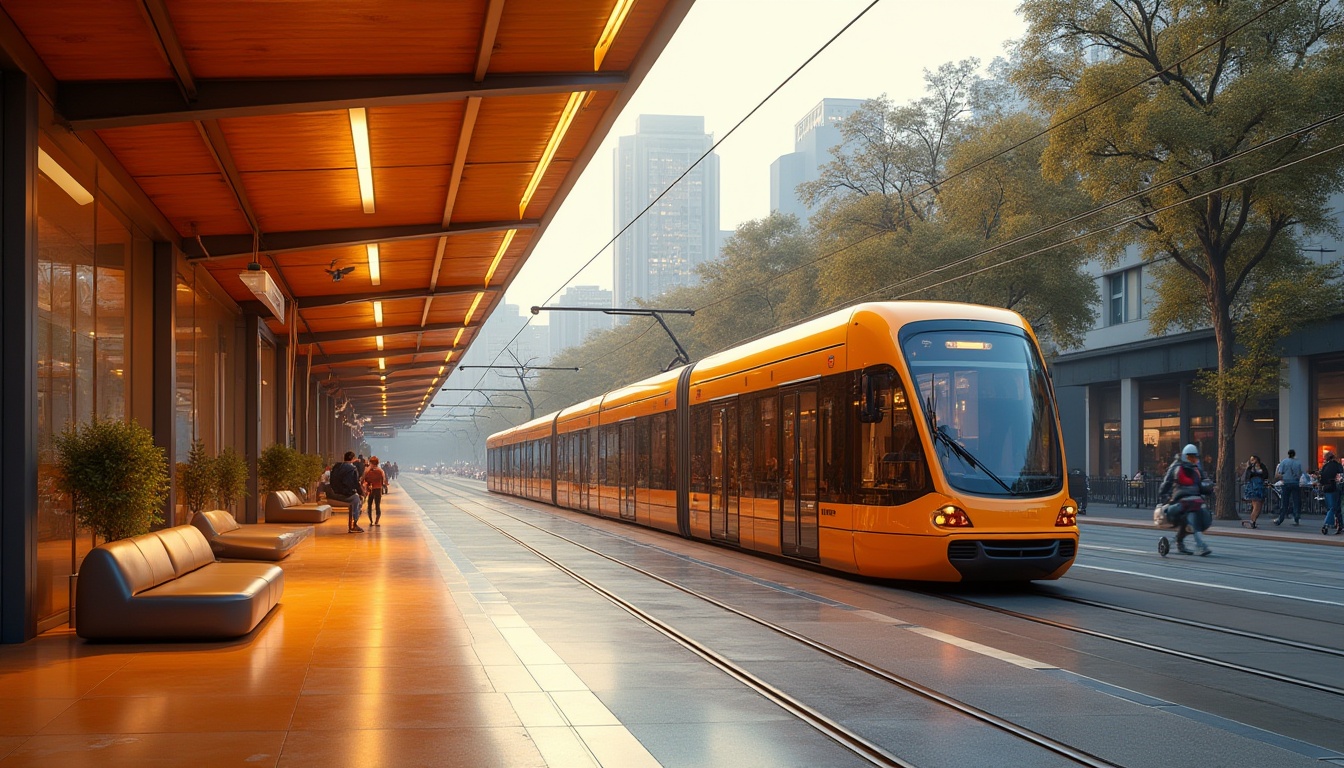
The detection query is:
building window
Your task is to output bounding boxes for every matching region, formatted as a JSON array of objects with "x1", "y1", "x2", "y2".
[{"x1": 1105, "y1": 267, "x2": 1143, "y2": 326}]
